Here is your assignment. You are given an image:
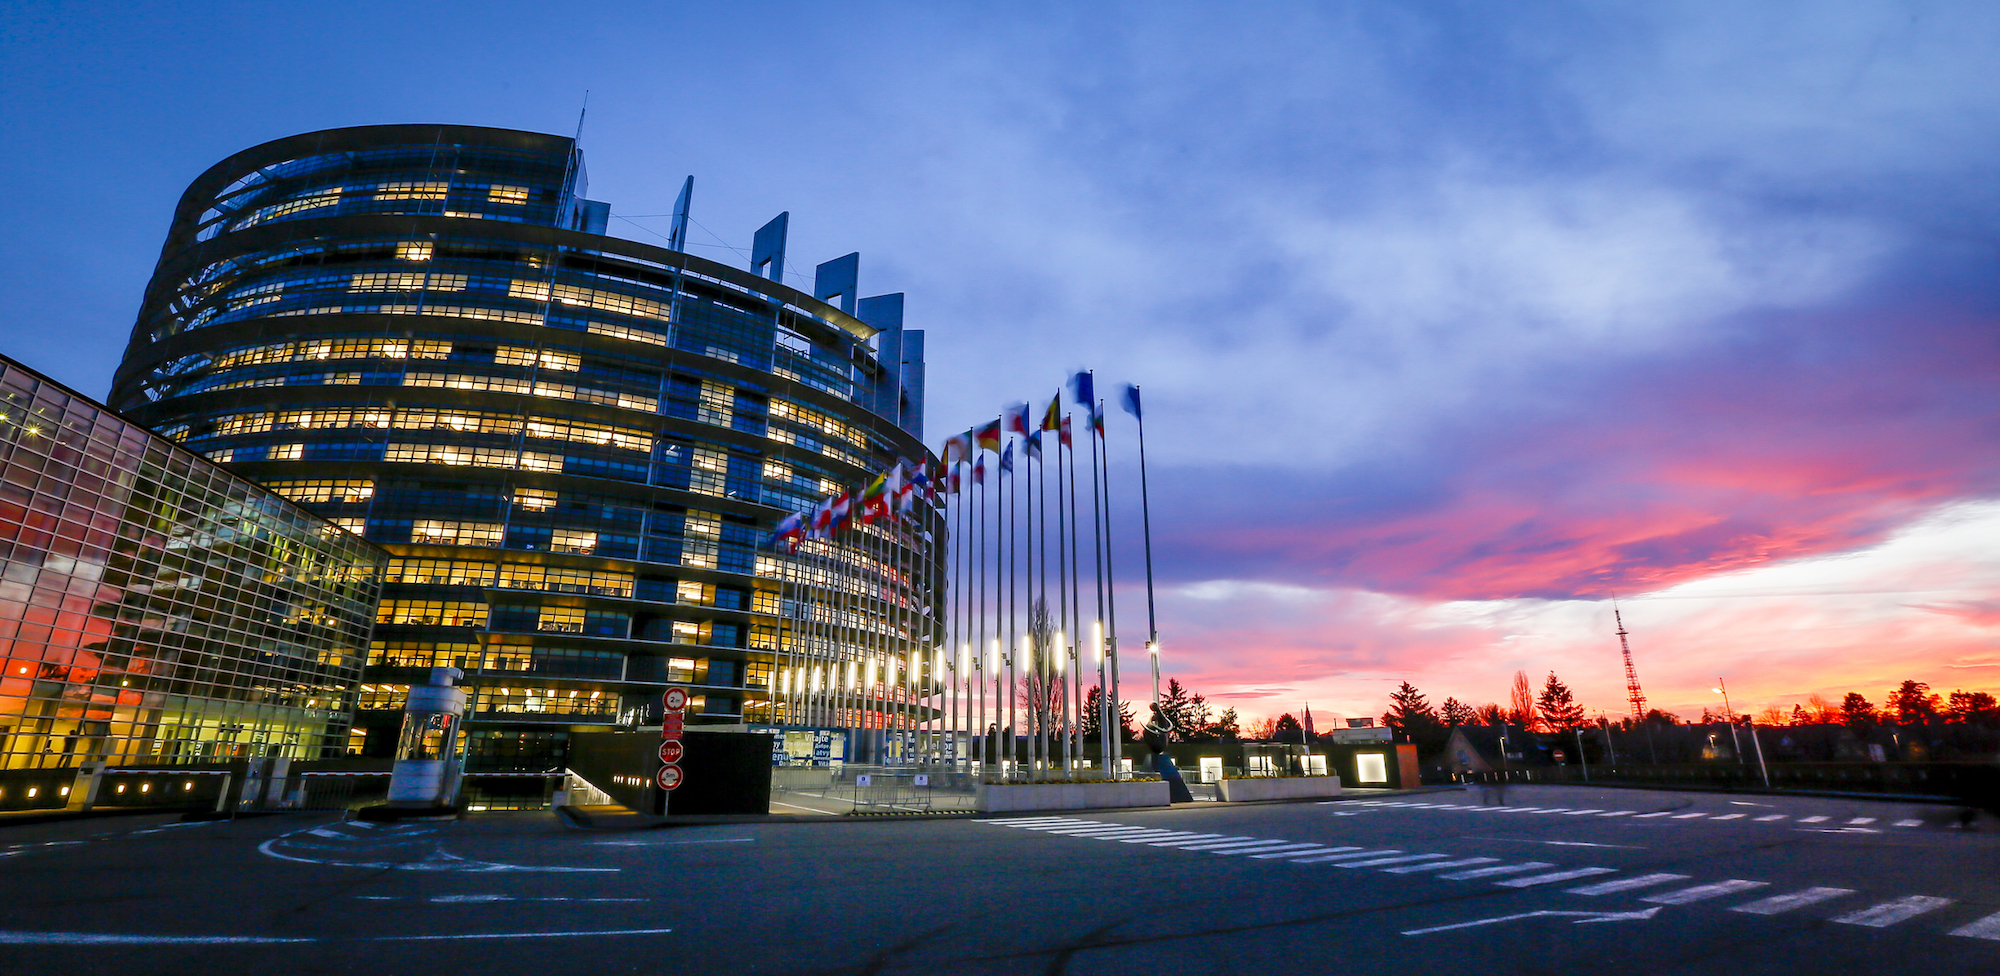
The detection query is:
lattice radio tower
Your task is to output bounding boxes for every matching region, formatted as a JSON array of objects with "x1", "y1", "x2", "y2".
[{"x1": 1614, "y1": 599, "x2": 1647, "y2": 720}]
